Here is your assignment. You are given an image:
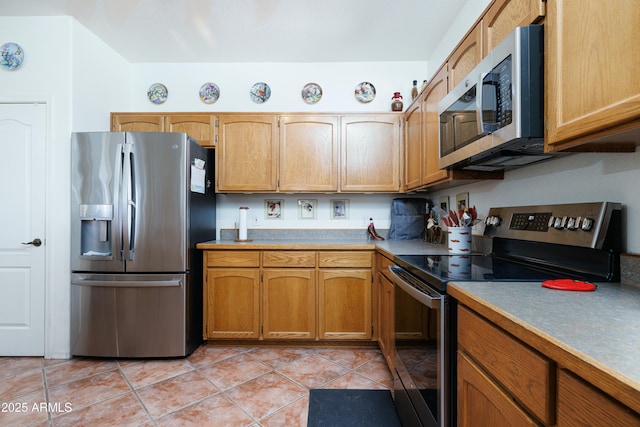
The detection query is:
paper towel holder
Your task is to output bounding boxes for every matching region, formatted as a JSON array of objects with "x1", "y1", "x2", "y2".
[{"x1": 234, "y1": 206, "x2": 253, "y2": 242}]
